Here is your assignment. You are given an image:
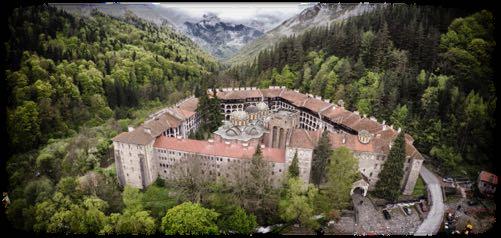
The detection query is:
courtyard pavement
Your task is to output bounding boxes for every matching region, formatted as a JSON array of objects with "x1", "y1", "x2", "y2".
[{"x1": 352, "y1": 193, "x2": 422, "y2": 235}]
